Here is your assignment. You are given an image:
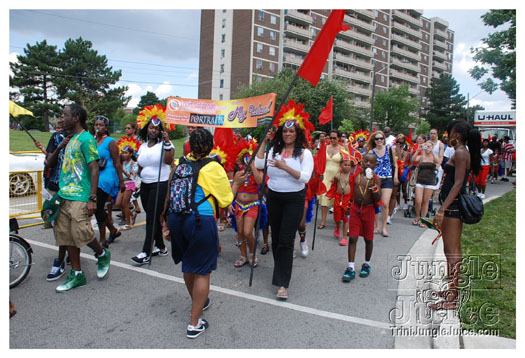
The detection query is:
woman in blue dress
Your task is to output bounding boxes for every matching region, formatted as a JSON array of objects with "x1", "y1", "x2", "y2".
[{"x1": 93, "y1": 116, "x2": 125, "y2": 248}]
